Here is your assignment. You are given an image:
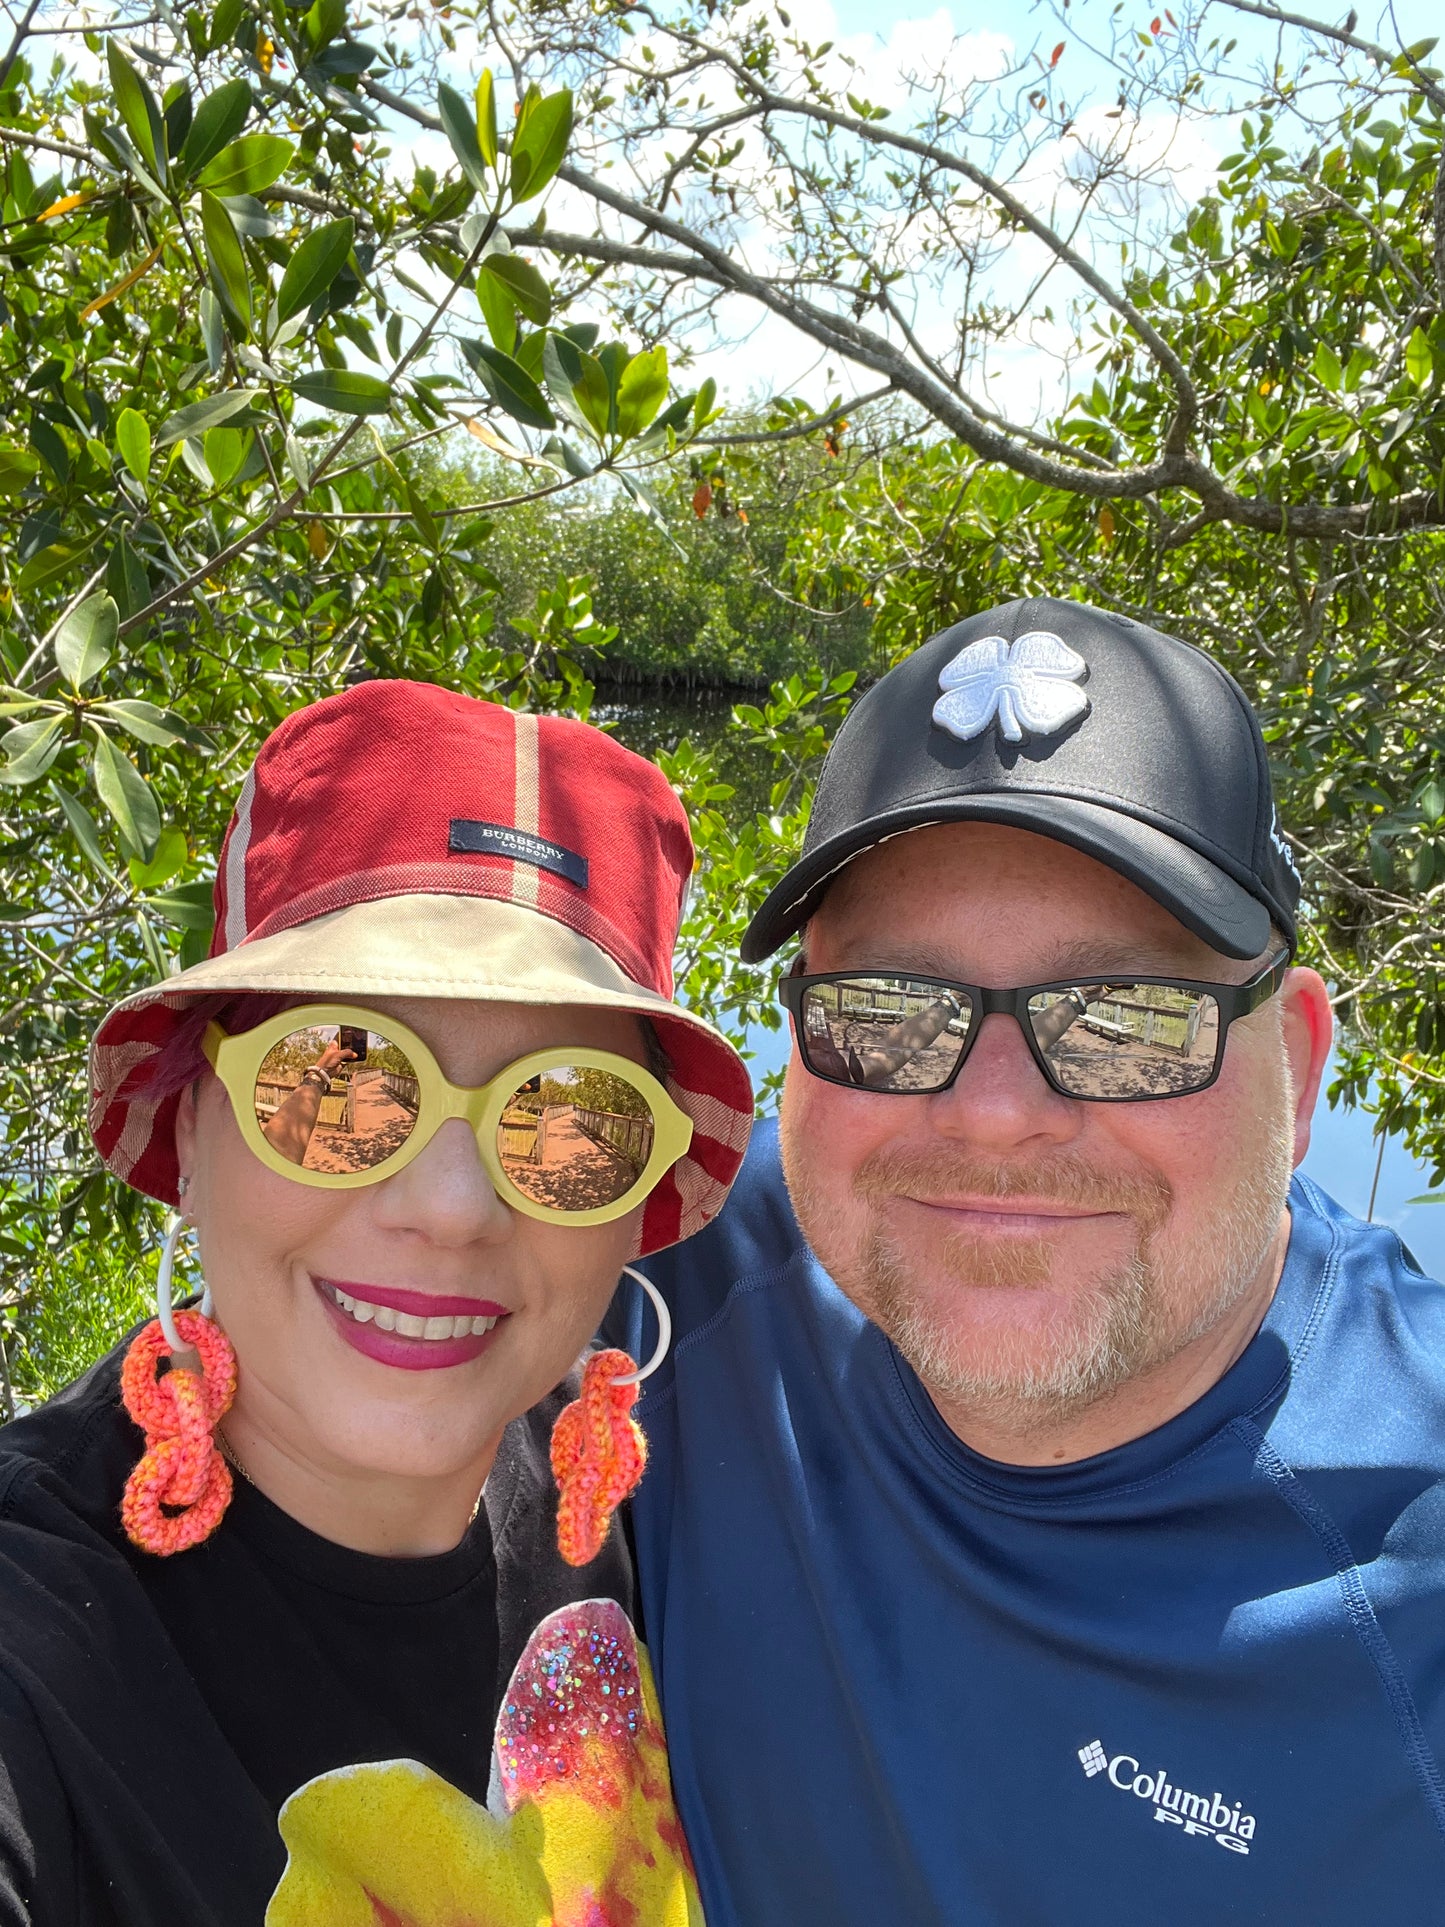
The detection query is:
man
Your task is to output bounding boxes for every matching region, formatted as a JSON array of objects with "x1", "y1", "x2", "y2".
[{"x1": 625, "y1": 599, "x2": 1445, "y2": 1925}]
